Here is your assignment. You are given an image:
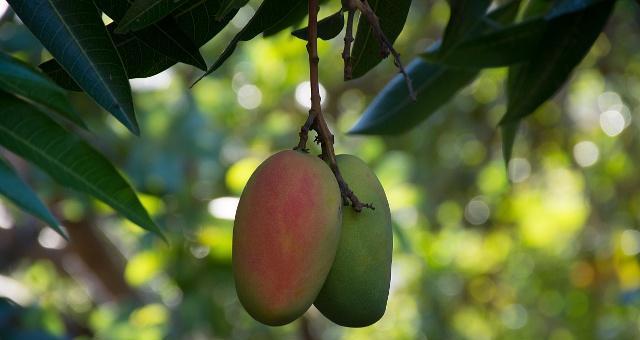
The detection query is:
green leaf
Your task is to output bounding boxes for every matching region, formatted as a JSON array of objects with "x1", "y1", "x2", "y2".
[
  {"x1": 216, "y1": 0, "x2": 249, "y2": 20},
  {"x1": 0, "y1": 92, "x2": 165, "y2": 240},
  {"x1": 8, "y1": 0, "x2": 139, "y2": 134},
  {"x1": 41, "y1": 1, "x2": 236, "y2": 91},
  {"x1": 292, "y1": 10, "x2": 345, "y2": 41},
  {"x1": 421, "y1": 19, "x2": 546, "y2": 69},
  {"x1": 94, "y1": 0, "x2": 207, "y2": 71},
  {"x1": 438, "y1": 0, "x2": 492, "y2": 54},
  {"x1": 350, "y1": 0, "x2": 412, "y2": 79},
  {"x1": 195, "y1": 0, "x2": 308, "y2": 81},
  {"x1": 350, "y1": 0, "x2": 522, "y2": 135},
  {"x1": 115, "y1": 0, "x2": 191, "y2": 33},
  {"x1": 0, "y1": 154, "x2": 67, "y2": 240},
  {"x1": 0, "y1": 52, "x2": 85, "y2": 128},
  {"x1": 501, "y1": 121, "x2": 520, "y2": 167},
  {"x1": 349, "y1": 59, "x2": 477, "y2": 134},
  {"x1": 501, "y1": 0, "x2": 615, "y2": 125}
]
